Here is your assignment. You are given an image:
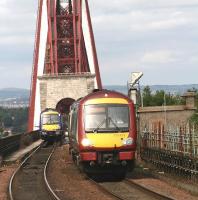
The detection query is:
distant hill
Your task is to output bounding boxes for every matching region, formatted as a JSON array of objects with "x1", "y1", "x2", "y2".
[
  {"x1": 0, "y1": 88, "x2": 29, "y2": 100},
  {"x1": 105, "y1": 84, "x2": 198, "y2": 95},
  {"x1": 105, "y1": 85, "x2": 128, "y2": 94},
  {"x1": 147, "y1": 84, "x2": 198, "y2": 94},
  {"x1": 0, "y1": 84, "x2": 198, "y2": 101}
]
